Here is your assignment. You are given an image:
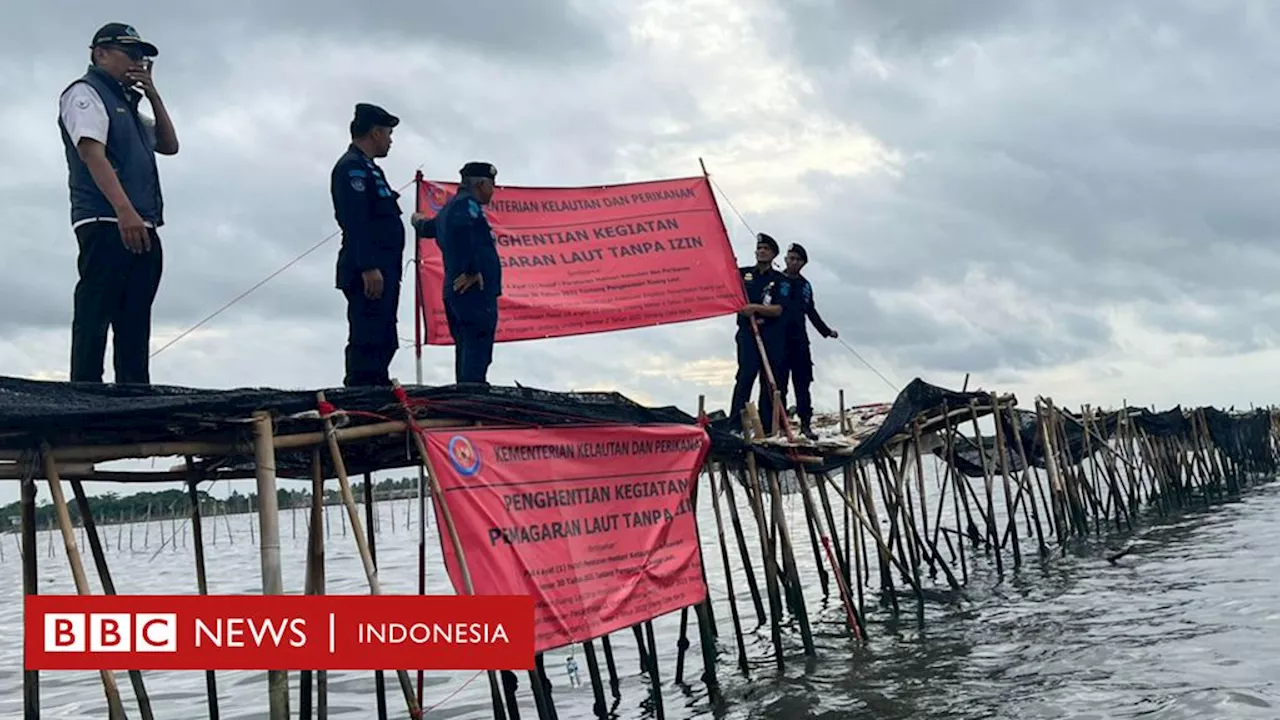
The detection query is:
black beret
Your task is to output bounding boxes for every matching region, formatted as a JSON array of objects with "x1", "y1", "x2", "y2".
[
  {"x1": 460, "y1": 161, "x2": 498, "y2": 179},
  {"x1": 352, "y1": 103, "x2": 399, "y2": 132},
  {"x1": 788, "y1": 243, "x2": 808, "y2": 263},
  {"x1": 756, "y1": 232, "x2": 779, "y2": 255}
]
